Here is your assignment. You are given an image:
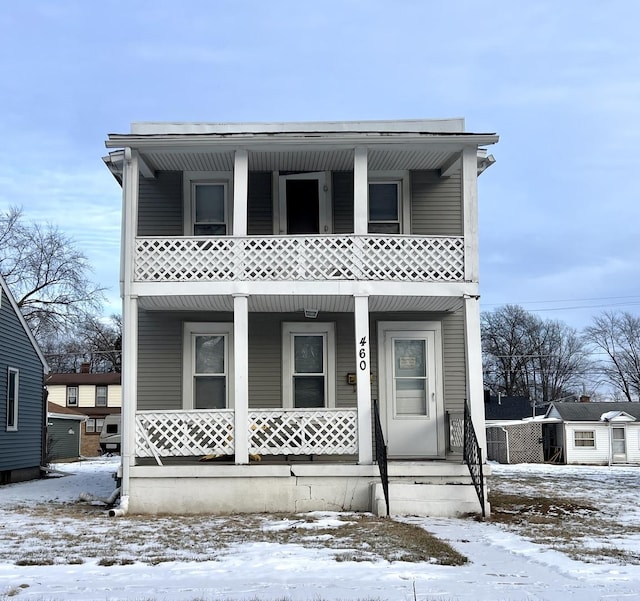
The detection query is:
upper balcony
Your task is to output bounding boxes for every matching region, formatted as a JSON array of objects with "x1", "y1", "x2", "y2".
[{"x1": 105, "y1": 120, "x2": 497, "y2": 294}]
